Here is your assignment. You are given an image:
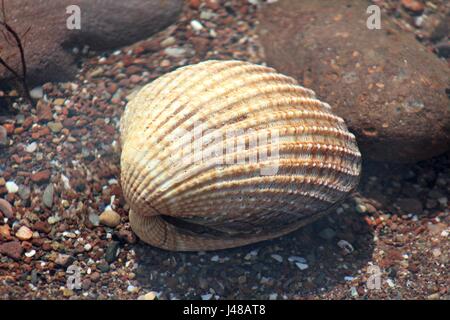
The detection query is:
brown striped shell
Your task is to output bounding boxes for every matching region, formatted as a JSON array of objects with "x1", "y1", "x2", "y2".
[{"x1": 120, "y1": 60, "x2": 361, "y2": 251}]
